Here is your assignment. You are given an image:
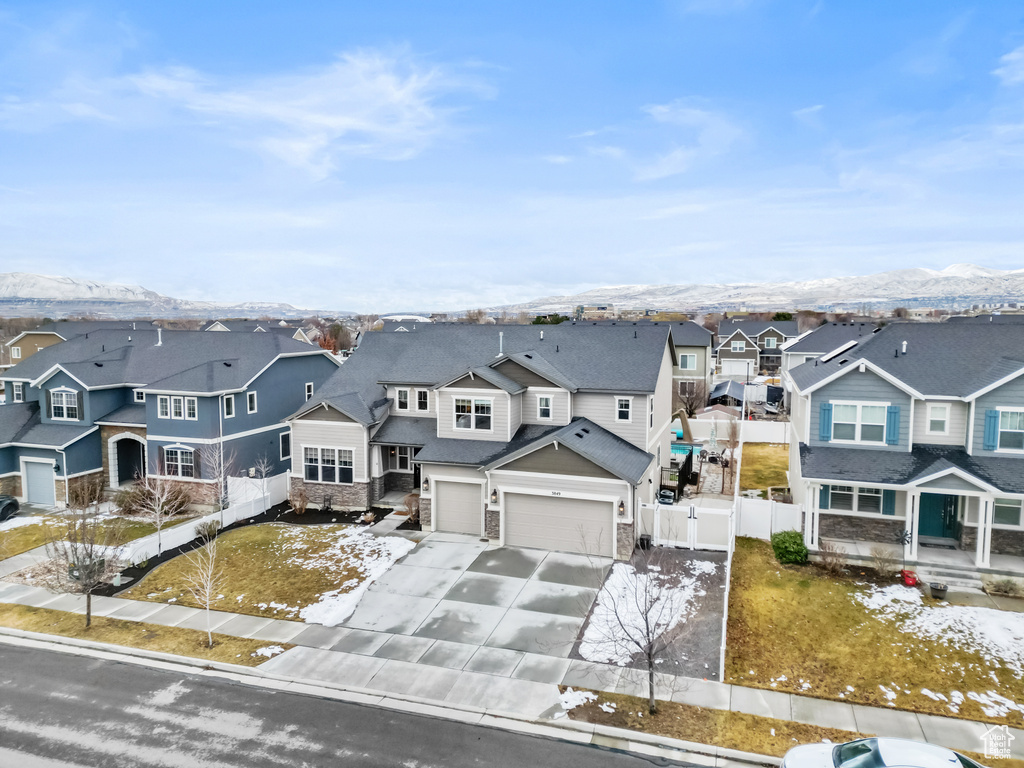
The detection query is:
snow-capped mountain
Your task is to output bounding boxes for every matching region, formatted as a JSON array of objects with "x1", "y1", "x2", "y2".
[
  {"x1": 0, "y1": 272, "x2": 342, "y2": 319},
  {"x1": 501, "y1": 264, "x2": 1024, "y2": 314}
]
